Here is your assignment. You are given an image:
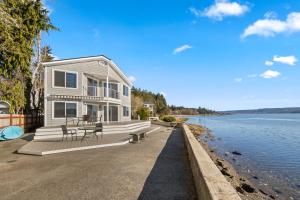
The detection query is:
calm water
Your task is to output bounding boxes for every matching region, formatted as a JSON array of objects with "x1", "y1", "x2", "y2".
[{"x1": 187, "y1": 114, "x2": 300, "y2": 199}]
